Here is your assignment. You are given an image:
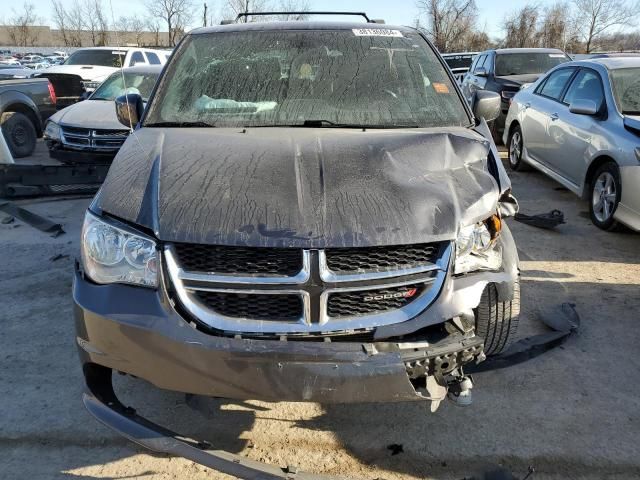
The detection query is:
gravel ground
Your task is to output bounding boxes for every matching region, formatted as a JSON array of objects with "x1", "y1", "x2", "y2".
[{"x1": 1, "y1": 152, "x2": 639, "y2": 480}]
